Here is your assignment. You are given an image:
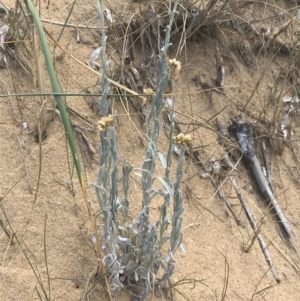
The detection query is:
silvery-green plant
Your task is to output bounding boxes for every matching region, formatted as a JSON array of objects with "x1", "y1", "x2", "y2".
[{"x1": 93, "y1": 0, "x2": 187, "y2": 299}]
